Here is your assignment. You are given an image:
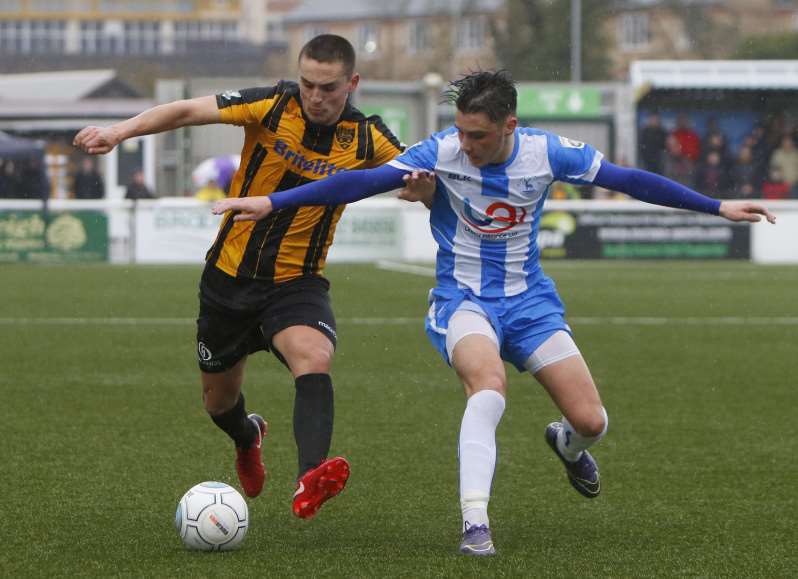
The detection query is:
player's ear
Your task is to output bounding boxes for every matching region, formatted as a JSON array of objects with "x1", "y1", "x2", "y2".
[
  {"x1": 348, "y1": 73, "x2": 360, "y2": 93},
  {"x1": 505, "y1": 115, "x2": 518, "y2": 134}
]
